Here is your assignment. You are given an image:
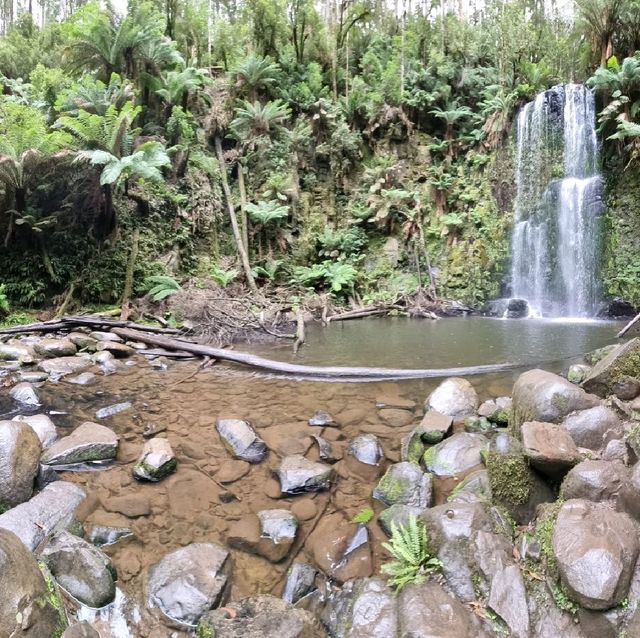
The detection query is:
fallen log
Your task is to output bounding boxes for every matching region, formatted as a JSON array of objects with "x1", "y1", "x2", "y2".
[
  {"x1": 327, "y1": 308, "x2": 390, "y2": 322},
  {"x1": 0, "y1": 320, "x2": 69, "y2": 335},
  {"x1": 0, "y1": 316, "x2": 181, "y2": 336},
  {"x1": 112, "y1": 327, "x2": 527, "y2": 380},
  {"x1": 618, "y1": 312, "x2": 640, "y2": 338}
]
